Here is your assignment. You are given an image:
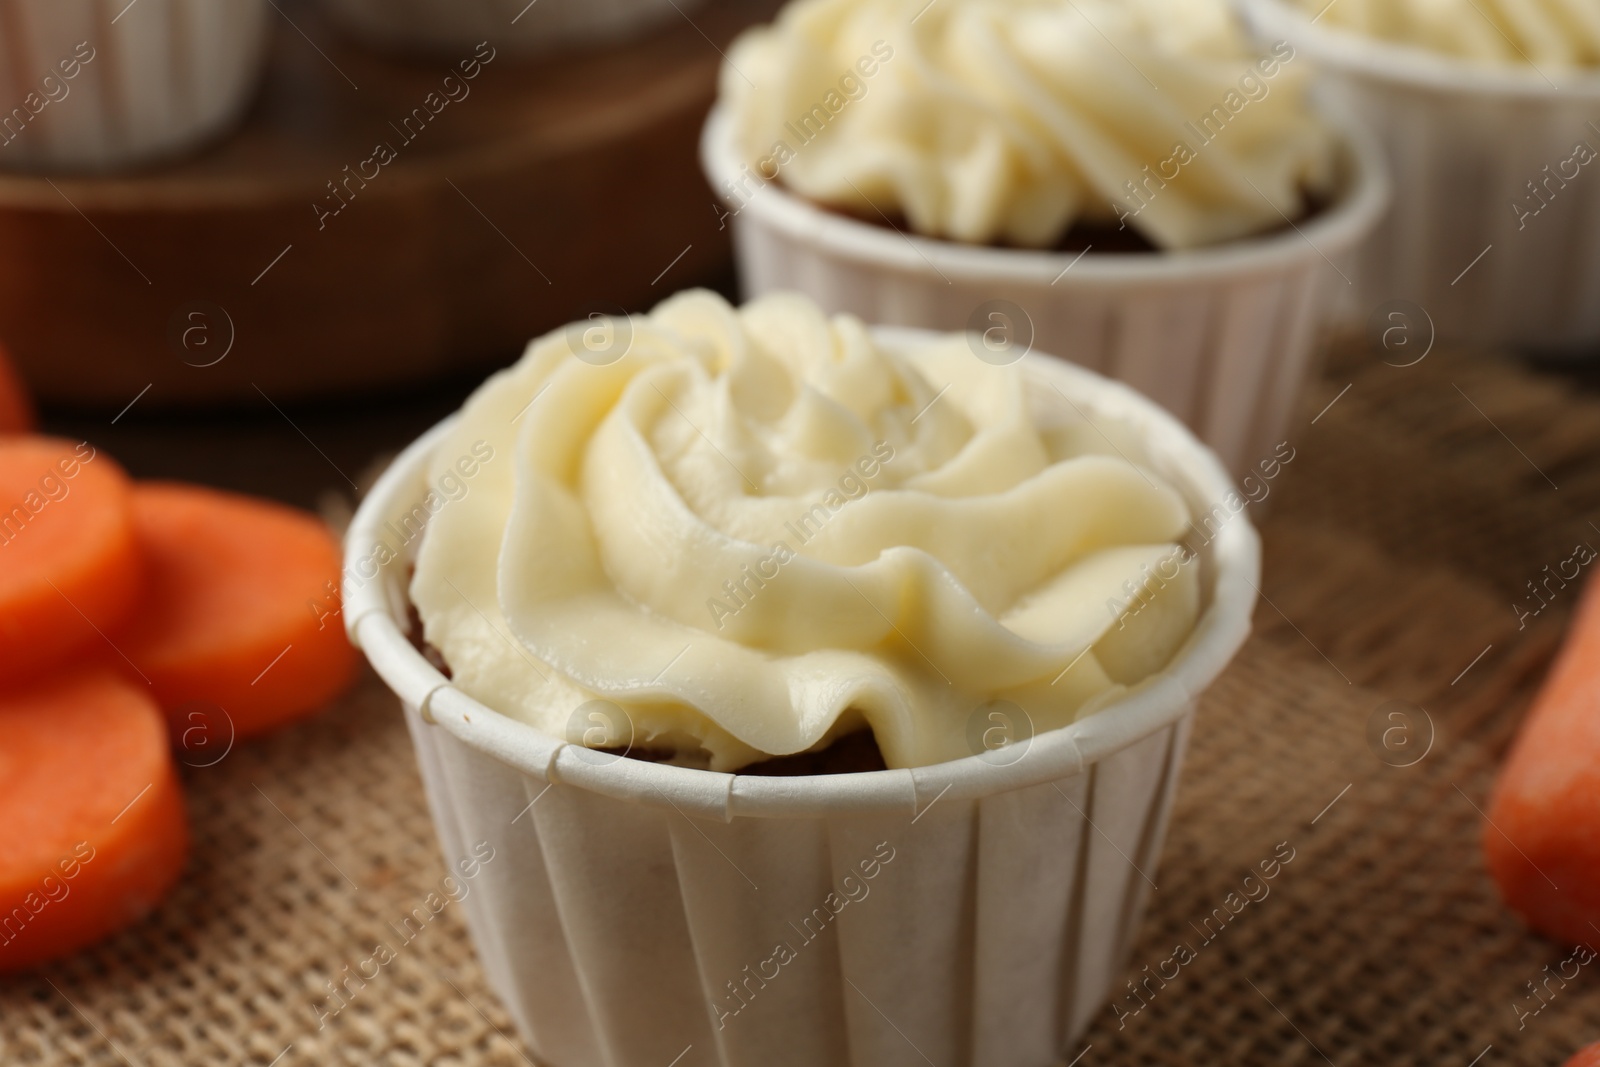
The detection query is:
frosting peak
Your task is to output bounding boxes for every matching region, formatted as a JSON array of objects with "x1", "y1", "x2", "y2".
[
  {"x1": 721, "y1": 0, "x2": 1338, "y2": 250},
  {"x1": 412, "y1": 292, "x2": 1201, "y2": 771},
  {"x1": 1301, "y1": 0, "x2": 1600, "y2": 68}
]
